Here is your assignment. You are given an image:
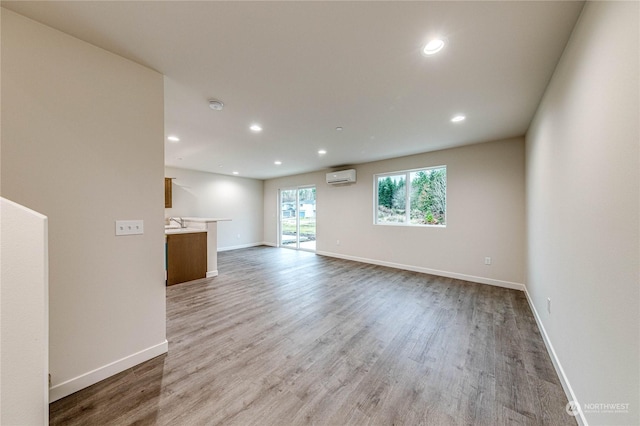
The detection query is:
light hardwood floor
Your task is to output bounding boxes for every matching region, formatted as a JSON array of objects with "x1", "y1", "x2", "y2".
[{"x1": 50, "y1": 246, "x2": 575, "y2": 425}]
